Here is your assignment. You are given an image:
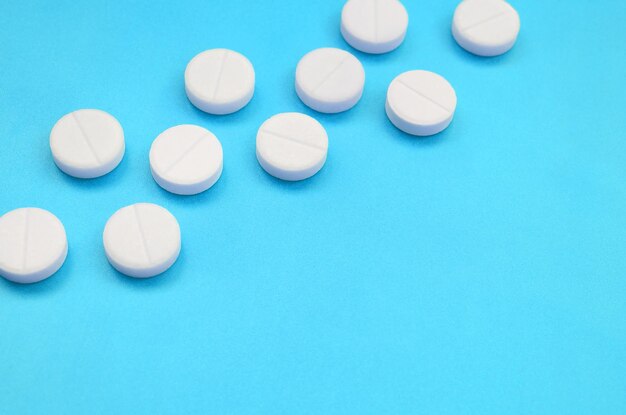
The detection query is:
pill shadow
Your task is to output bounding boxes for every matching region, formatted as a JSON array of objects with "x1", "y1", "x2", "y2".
[
  {"x1": 0, "y1": 252, "x2": 73, "y2": 296},
  {"x1": 53, "y1": 153, "x2": 129, "y2": 191},
  {"x1": 296, "y1": 101, "x2": 363, "y2": 127},
  {"x1": 110, "y1": 248, "x2": 185, "y2": 290},
  {"x1": 253, "y1": 154, "x2": 329, "y2": 191},
  {"x1": 350, "y1": 45, "x2": 410, "y2": 69},
  {"x1": 148, "y1": 167, "x2": 228, "y2": 209},
  {"x1": 382, "y1": 106, "x2": 456, "y2": 148},
  {"x1": 180, "y1": 85, "x2": 257, "y2": 127}
]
